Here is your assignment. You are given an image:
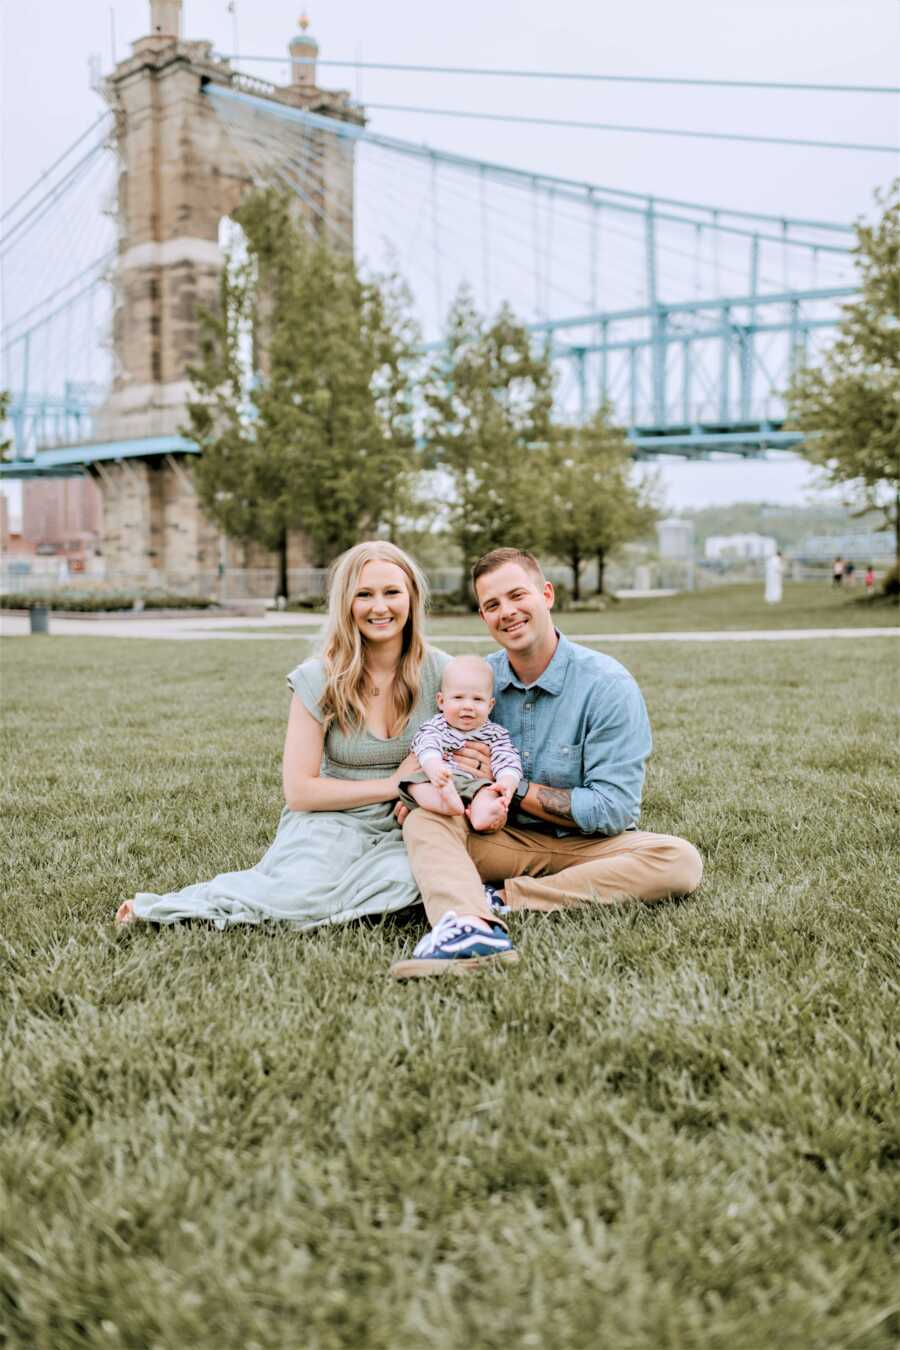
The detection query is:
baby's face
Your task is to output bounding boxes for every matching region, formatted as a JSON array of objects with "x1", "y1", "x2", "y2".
[{"x1": 437, "y1": 675, "x2": 494, "y2": 732}]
